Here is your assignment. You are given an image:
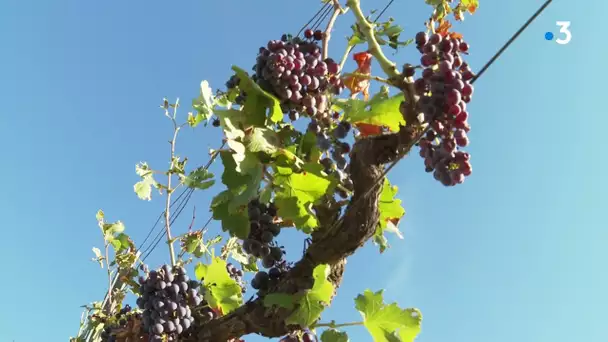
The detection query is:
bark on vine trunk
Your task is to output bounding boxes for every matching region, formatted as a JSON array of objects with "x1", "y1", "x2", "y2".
[{"x1": 185, "y1": 99, "x2": 417, "y2": 341}]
